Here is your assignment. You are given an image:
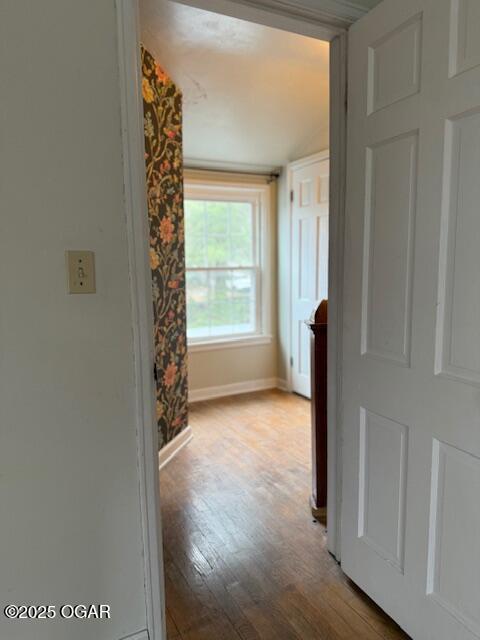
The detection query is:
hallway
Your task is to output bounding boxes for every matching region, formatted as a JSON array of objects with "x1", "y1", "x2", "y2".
[{"x1": 160, "y1": 390, "x2": 409, "y2": 639}]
